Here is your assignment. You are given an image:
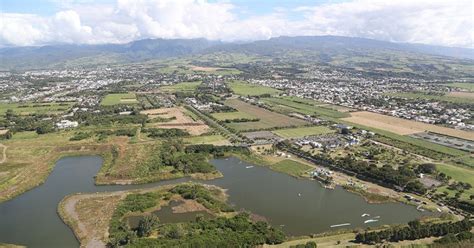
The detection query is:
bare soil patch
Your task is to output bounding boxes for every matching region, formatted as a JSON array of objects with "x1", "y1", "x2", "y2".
[
  {"x1": 448, "y1": 91, "x2": 474, "y2": 99},
  {"x1": 141, "y1": 107, "x2": 210, "y2": 135},
  {"x1": 190, "y1": 66, "x2": 221, "y2": 72},
  {"x1": 343, "y1": 111, "x2": 474, "y2": 140}
]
